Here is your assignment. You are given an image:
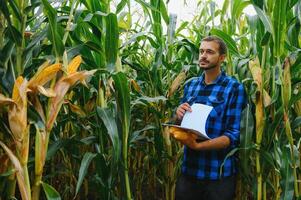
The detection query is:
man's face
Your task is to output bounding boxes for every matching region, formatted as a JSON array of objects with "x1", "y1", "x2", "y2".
[{"x1": 198, "y1": 41, "x2": 225, "y2": 70}]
